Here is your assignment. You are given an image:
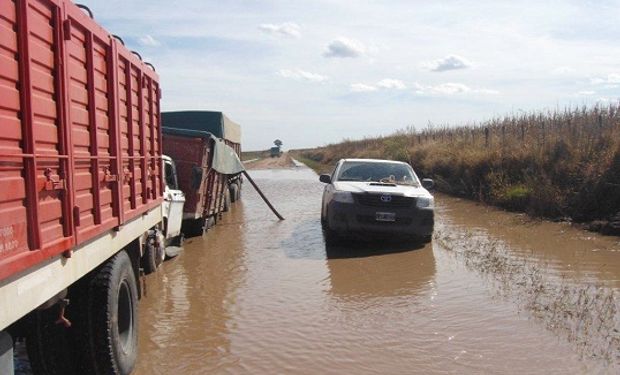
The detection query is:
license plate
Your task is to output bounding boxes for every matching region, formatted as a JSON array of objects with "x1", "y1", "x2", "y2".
[{"x1": 376, "y1": 212, "x2": 396, "y2": 222}]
